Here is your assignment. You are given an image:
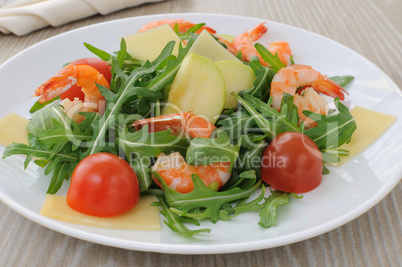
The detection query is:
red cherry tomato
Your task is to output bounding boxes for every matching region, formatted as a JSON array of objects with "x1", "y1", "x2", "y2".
[
  {"x1": 59, "y1": 58, "x2": 112, "y2": 102},
  {"x1": 66, "y1": 153, "x2": 140, "y2": 217},
  {"x1": 260, "y1": 132, "x2": 323, "y2": 193}
]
